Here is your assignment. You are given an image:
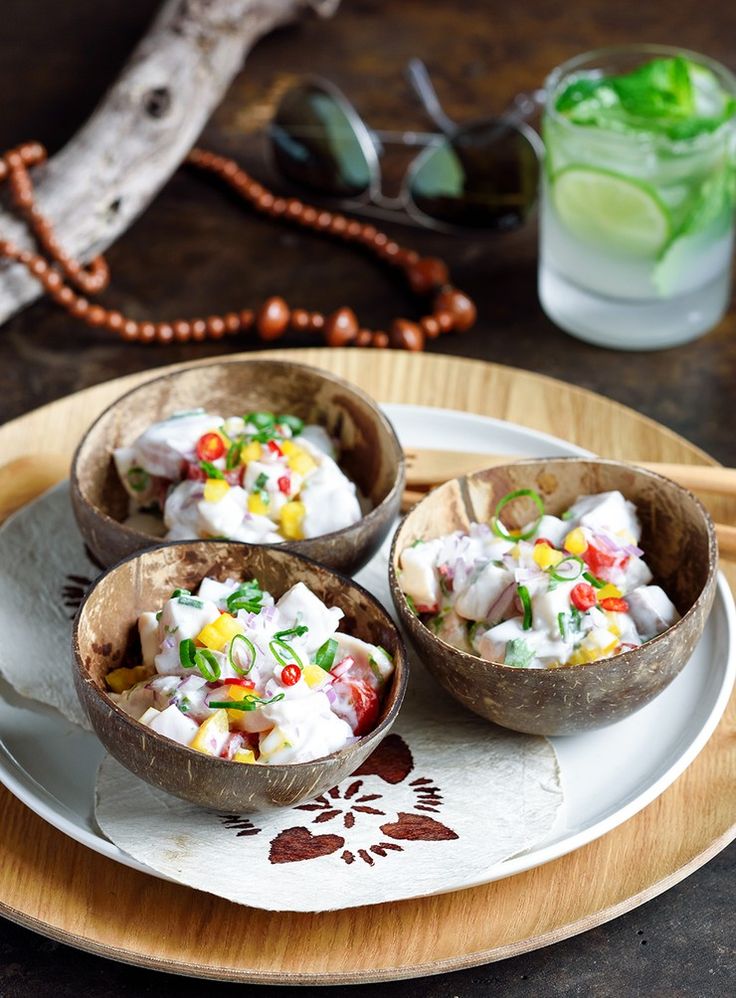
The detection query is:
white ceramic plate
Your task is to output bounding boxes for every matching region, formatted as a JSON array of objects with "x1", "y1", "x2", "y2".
[{"x1": 0, "y1": 404, "x2": 734, "y2": 887}]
